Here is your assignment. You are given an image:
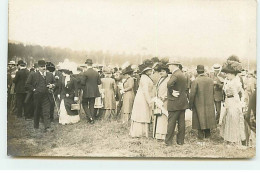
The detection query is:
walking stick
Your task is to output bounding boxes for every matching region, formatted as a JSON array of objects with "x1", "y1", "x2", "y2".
[
  {"x1": 51, "y1": 90, "x2": 60, "y2": 116},
  {"x1": 153, "y1": 114, "x2": 158, "y2": 138}
]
